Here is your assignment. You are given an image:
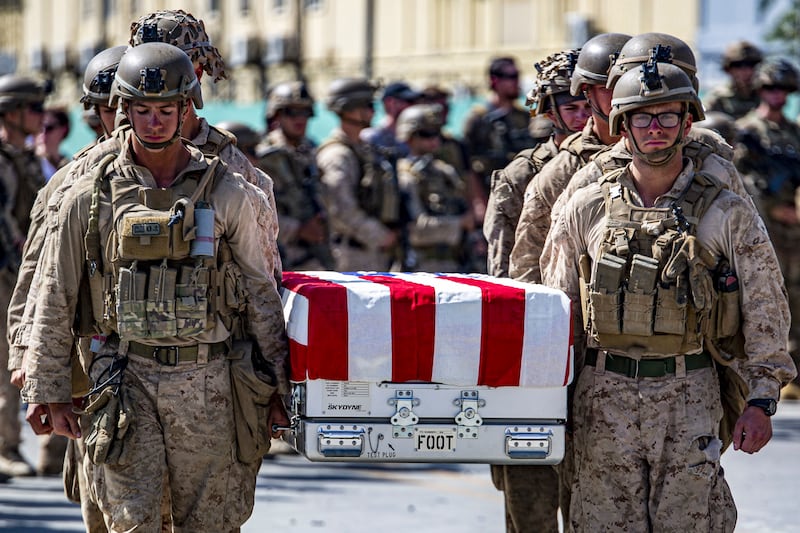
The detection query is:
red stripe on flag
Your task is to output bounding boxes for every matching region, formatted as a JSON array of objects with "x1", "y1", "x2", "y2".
[
  {"x1": 437, "y1": 275, "x2": 525, "y2": 387},
  {"x1": 282, "y1": 272, "x2": 349, "y2": 380},
  {"x1": 359, "y1": 274, "x2": 436, "y2": 382}
]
